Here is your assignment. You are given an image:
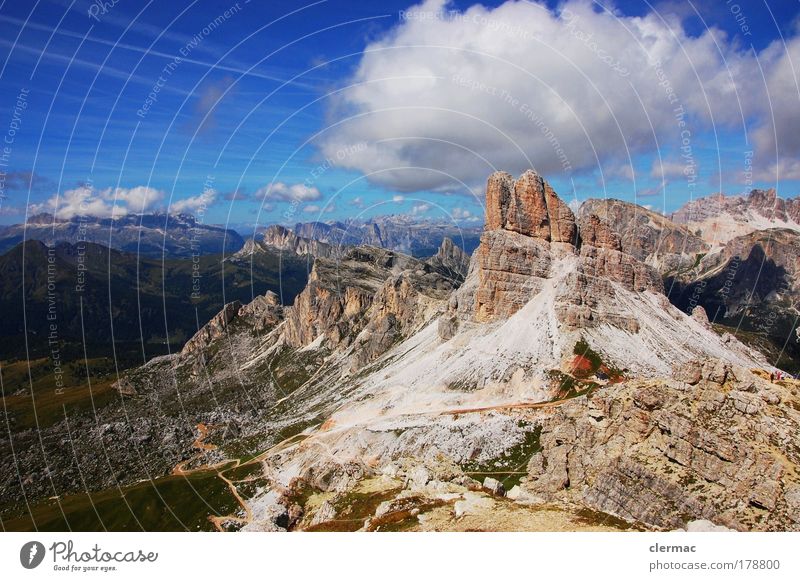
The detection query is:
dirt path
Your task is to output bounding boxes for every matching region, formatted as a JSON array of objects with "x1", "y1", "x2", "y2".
[
  {"x1": 167, "y1": 424, "x2": 313, "y2": 530},
  {"x1": 167, "y1": 396, "x2": 576, "y2": 531},
  {"x1": 440, "y1": 397, "x2": 571, "y2": 416}
]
